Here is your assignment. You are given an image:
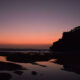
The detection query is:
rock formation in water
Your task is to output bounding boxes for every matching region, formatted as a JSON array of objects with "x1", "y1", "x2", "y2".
[{"x1": 50, "y1": 26, "x2": 80, "y2": 52}]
